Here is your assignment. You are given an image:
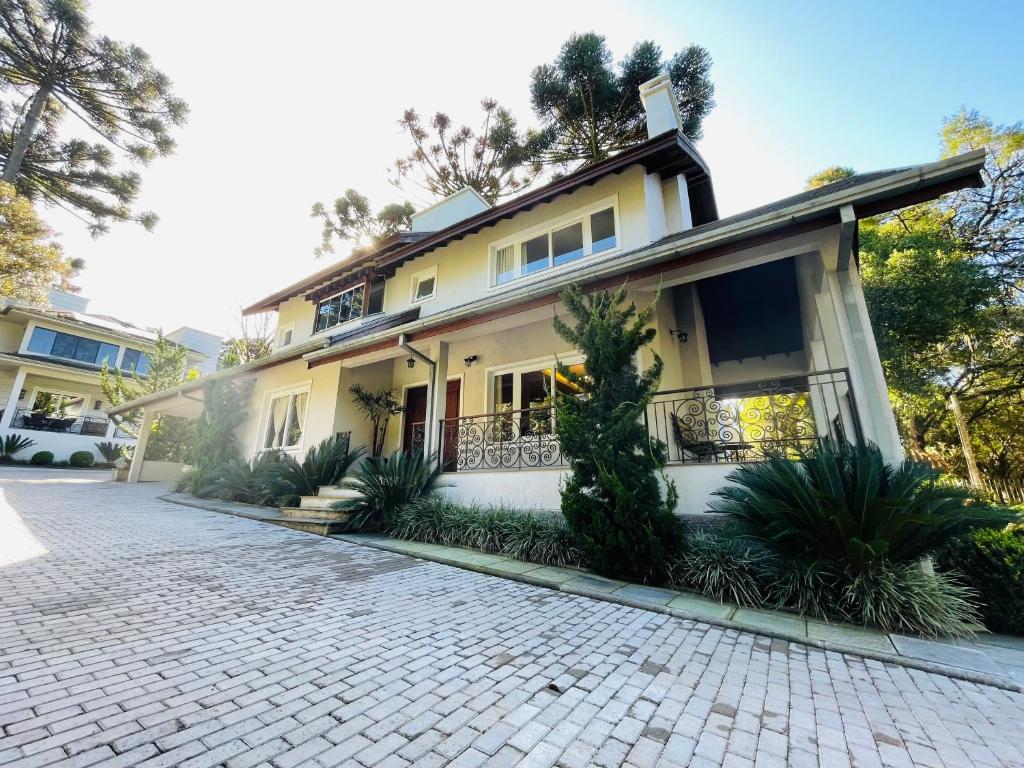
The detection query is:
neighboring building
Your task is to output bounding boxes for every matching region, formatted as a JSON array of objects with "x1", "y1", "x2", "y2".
[
  {"x1": 0, "y1": 290, "x2": 217, "y2": 463},
  {"x1": 113, "y1": 75, "x2": 986, "y2": 510}
]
